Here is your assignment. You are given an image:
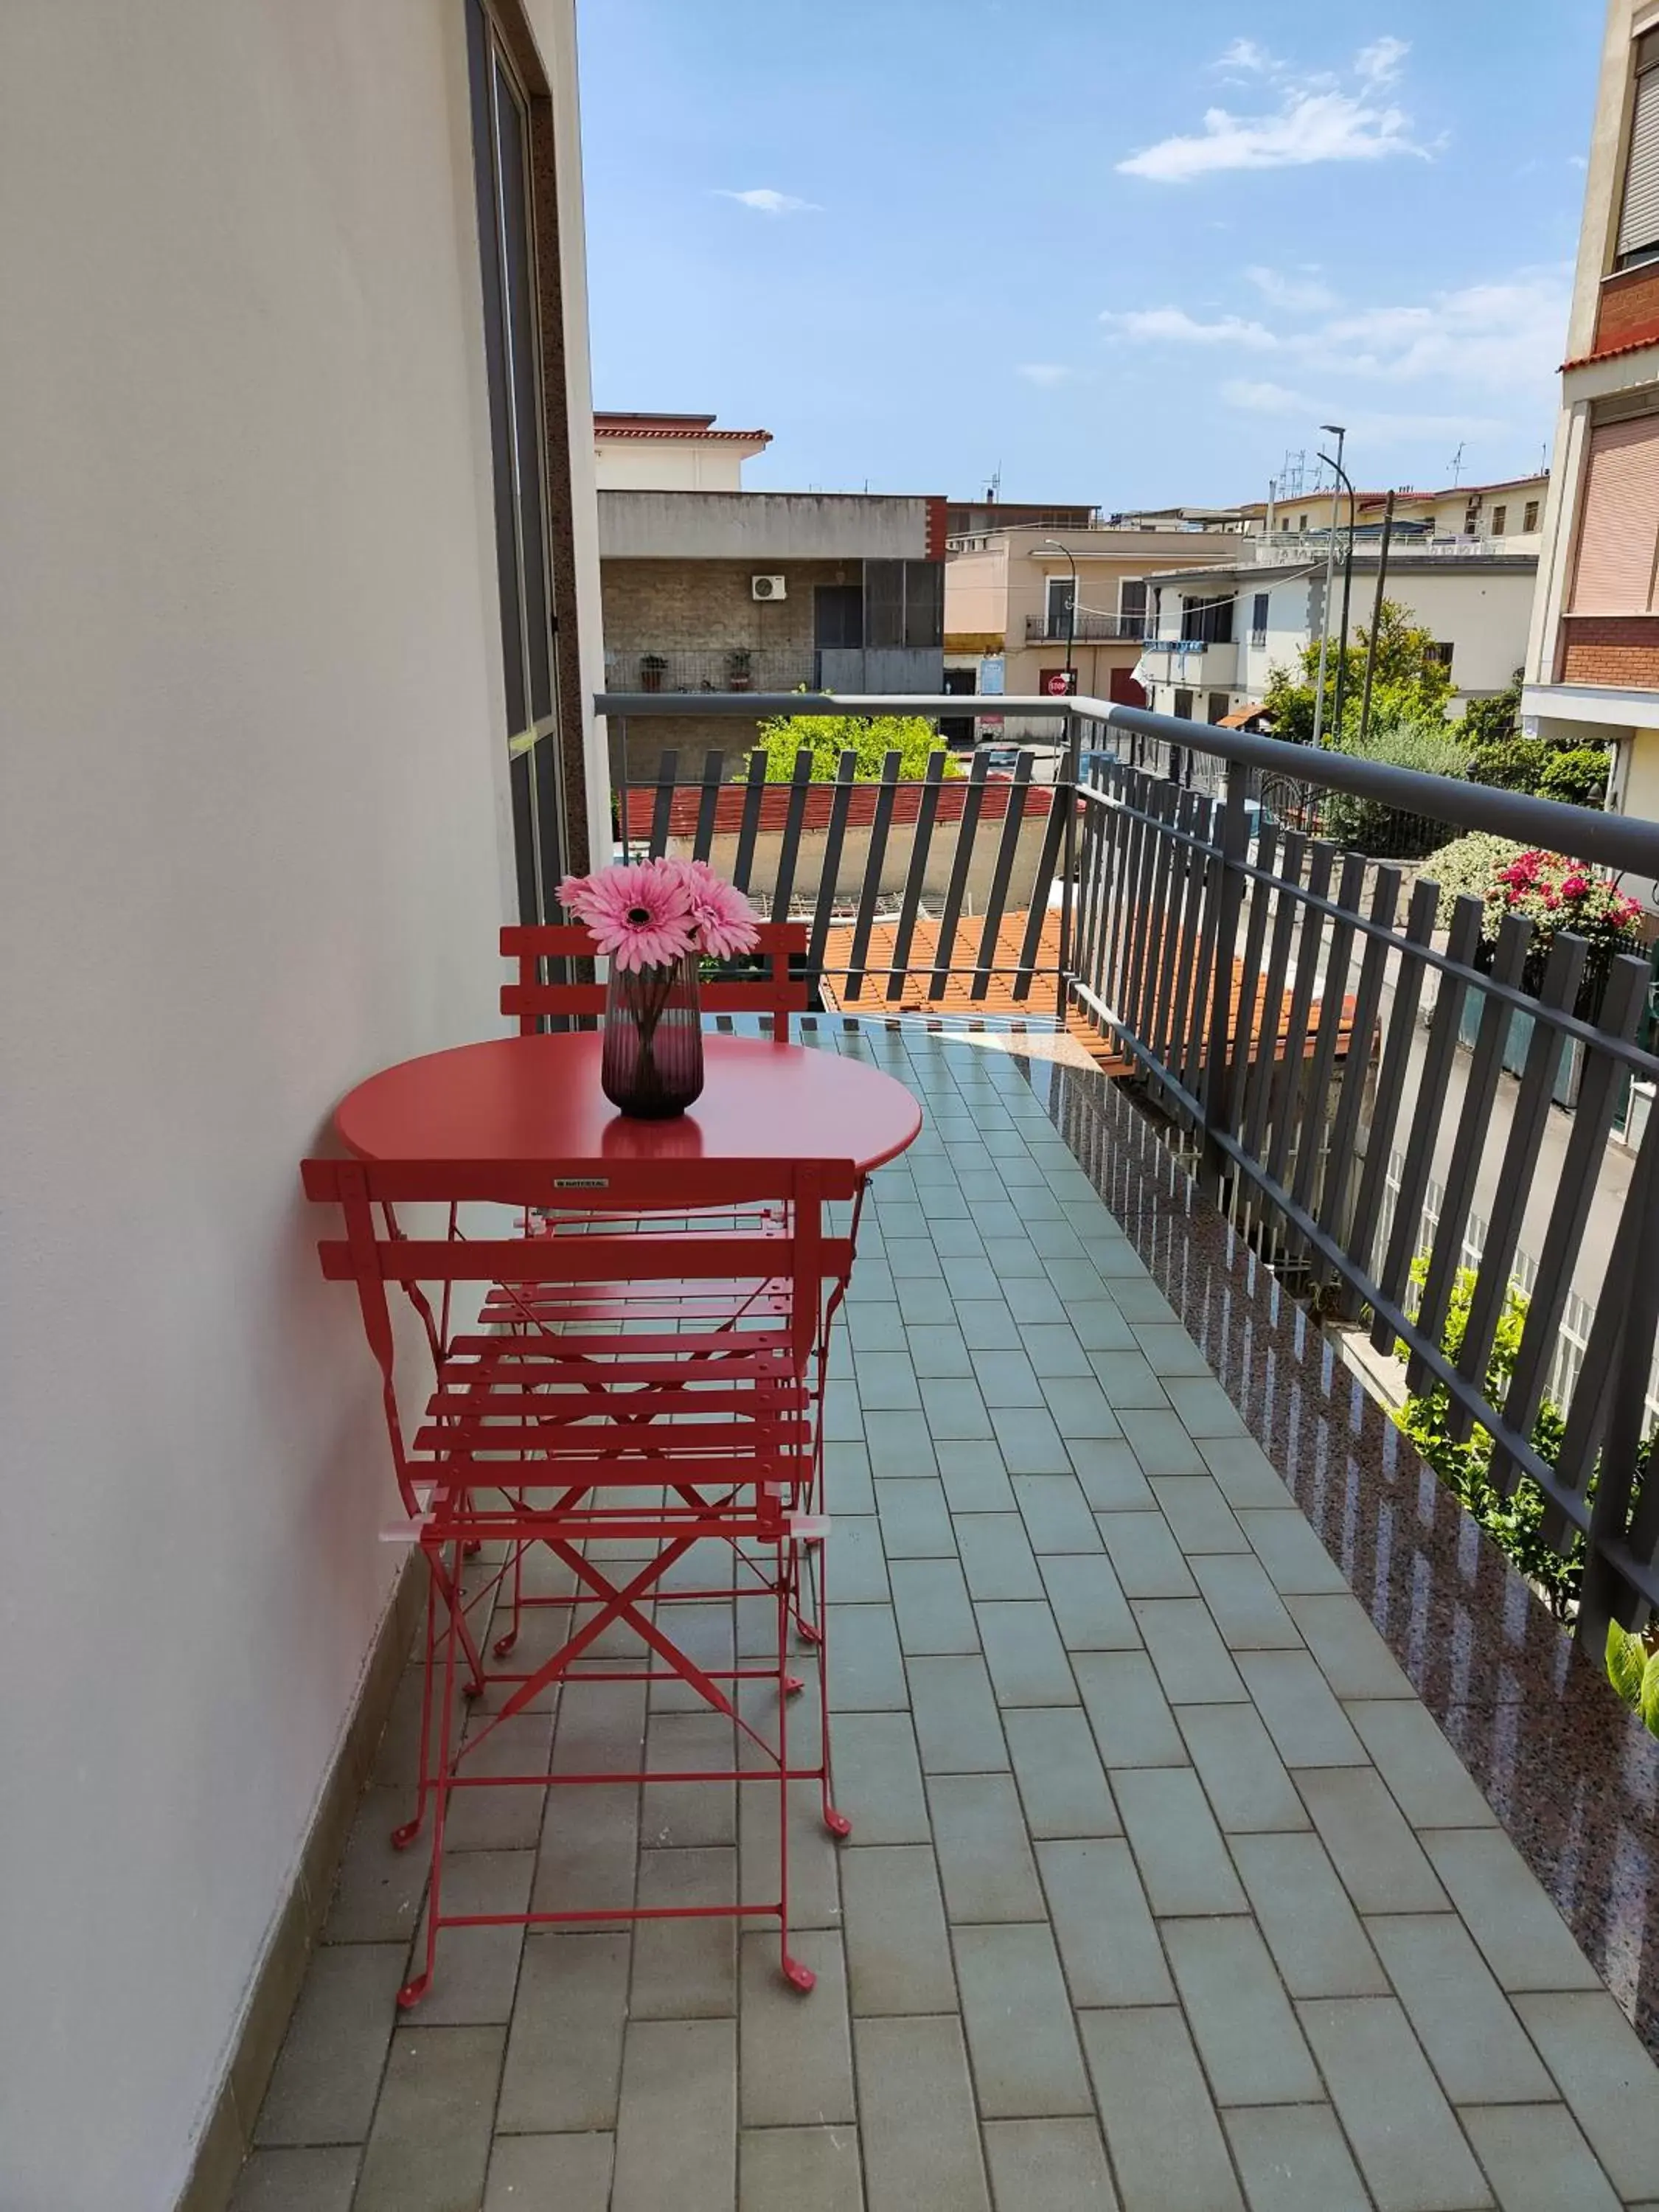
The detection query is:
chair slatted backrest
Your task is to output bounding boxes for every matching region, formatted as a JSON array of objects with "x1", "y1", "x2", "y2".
[
  {"x1": 302, "y1": 1154, "x2": 853, "y2": 1507},
  {"x1": 501, "y1": 922, "x2": 810, "y2": 1036}
]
